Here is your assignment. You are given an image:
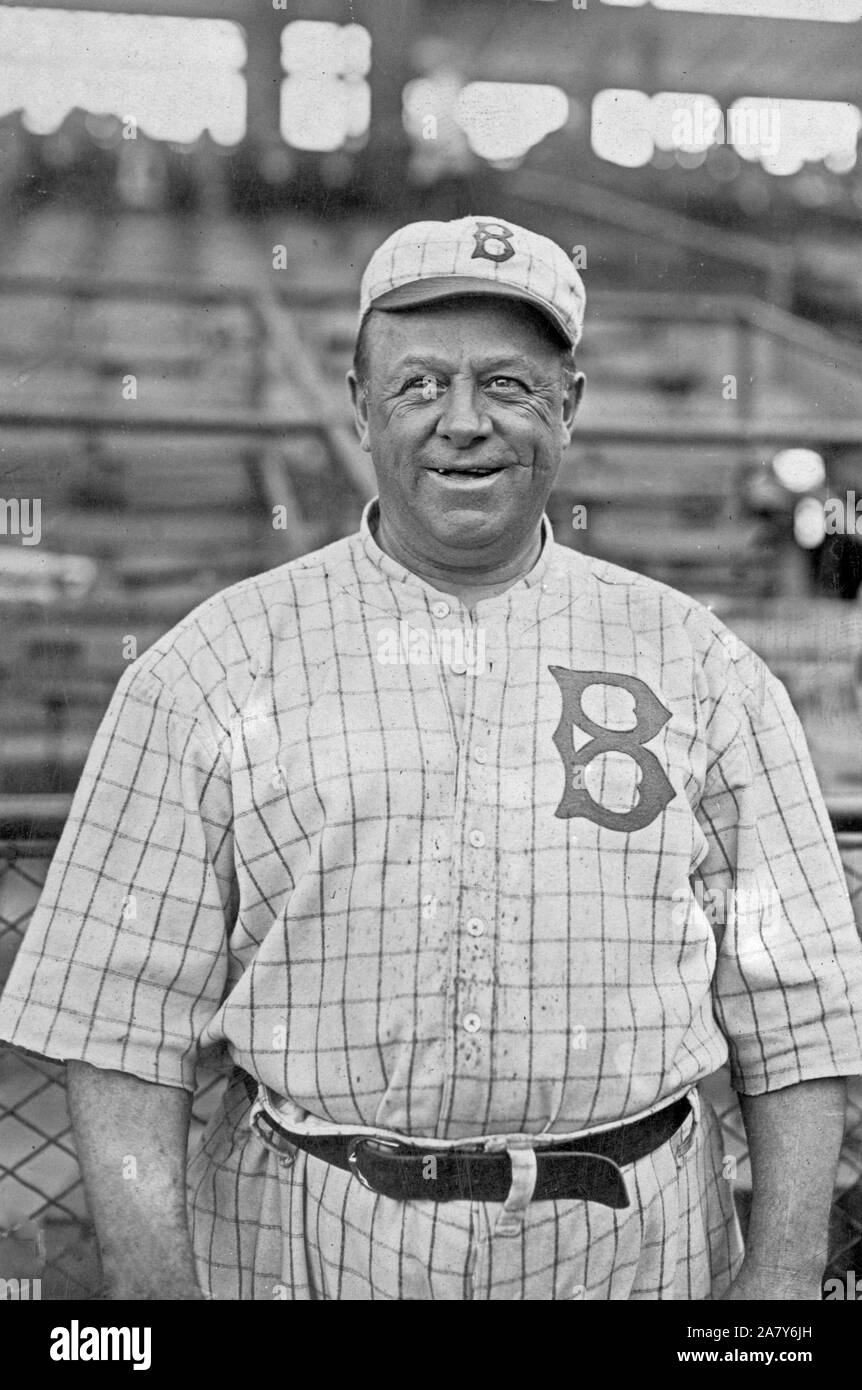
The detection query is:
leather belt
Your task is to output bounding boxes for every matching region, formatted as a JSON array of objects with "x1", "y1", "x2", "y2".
[{"x1": 241, "y1": 1071, "x2": 691, "y2": 1211}]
